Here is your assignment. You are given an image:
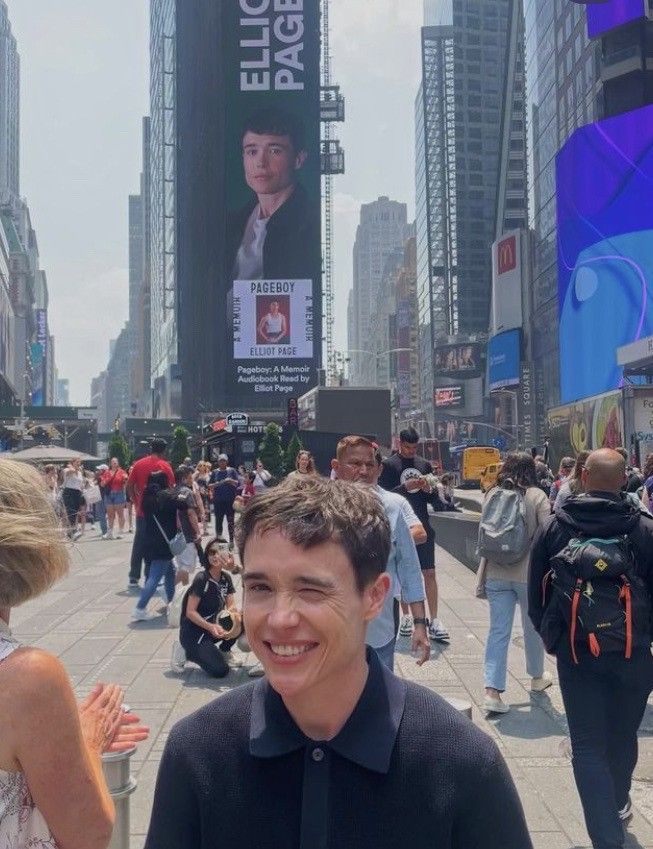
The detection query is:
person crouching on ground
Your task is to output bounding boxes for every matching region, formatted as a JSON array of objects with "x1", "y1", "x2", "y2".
[
  {"x1": 145, "y1": 477, "x2": 532, "y2": 849},
  {"x1": 170, "y1": 537, "x2": 242, "y2": 677}
]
